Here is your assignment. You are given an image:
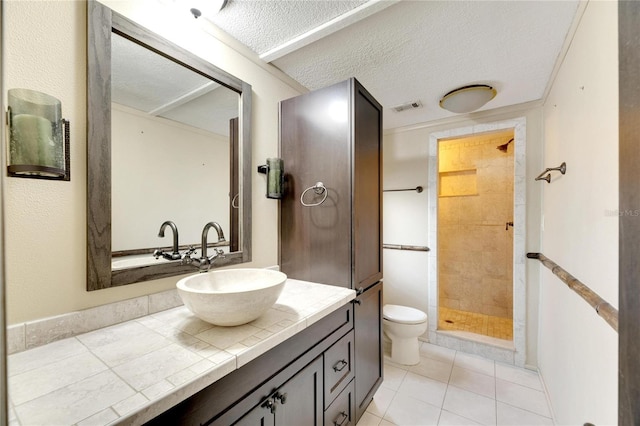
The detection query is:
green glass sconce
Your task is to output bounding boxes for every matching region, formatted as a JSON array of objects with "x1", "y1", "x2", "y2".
[
  {"x1": 6, "y1": 89, "x2": 70, "y2": 181},
  {"x1": 257, "y1": 157, "x2": 284, "y2": 199}
]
